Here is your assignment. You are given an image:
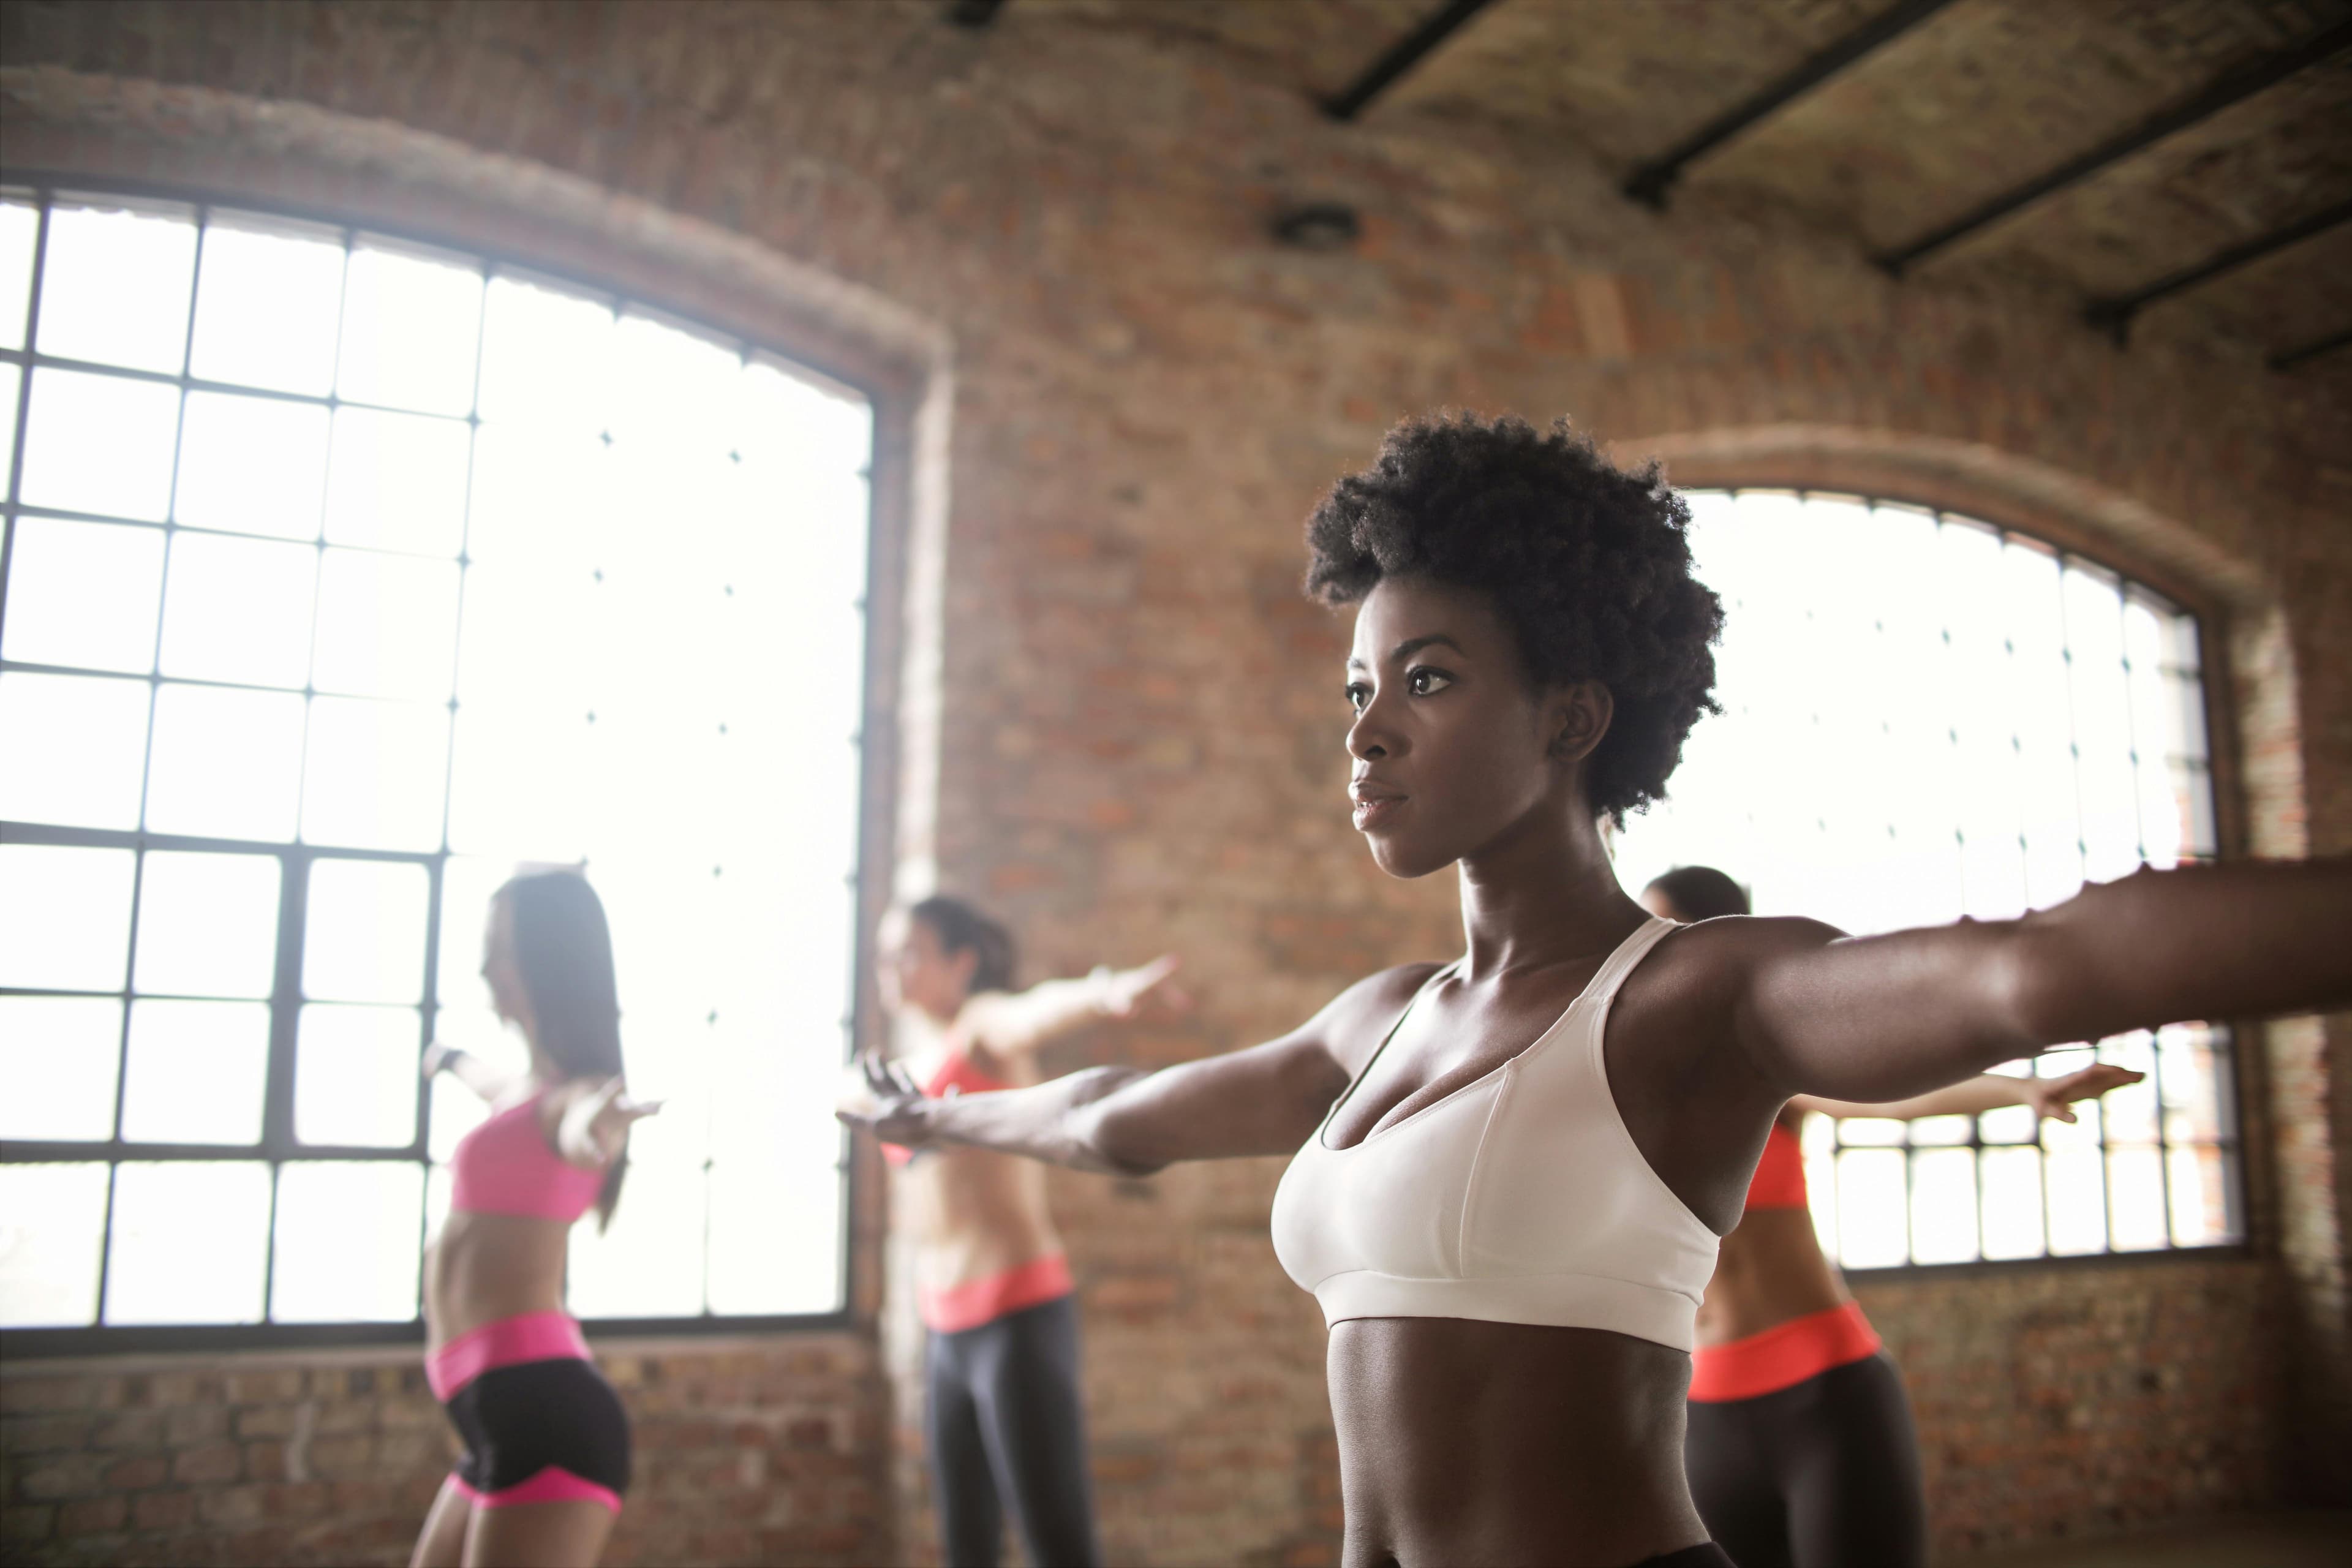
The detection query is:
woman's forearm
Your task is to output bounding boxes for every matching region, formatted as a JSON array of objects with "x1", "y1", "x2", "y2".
[
  {"x1": 967, "y1": 975, "x2": 1115, "y2": 1055},
  {"x1": 918, "y1": 1066, "x2": 1159, "y2": 1174},
  {"x1": 432, "y1": 1045, "x2": 512, "y2": 1104},
  {"x1": 2018, "y1": 856, "x2": 2352, "y2": 1044},
  {"x1": 1794, "y1": 1074, "x2": 2029, "y2": 1122},
  {"x1": 879, "y1": 1031, "x2": 1349, "y2": 1175}
]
